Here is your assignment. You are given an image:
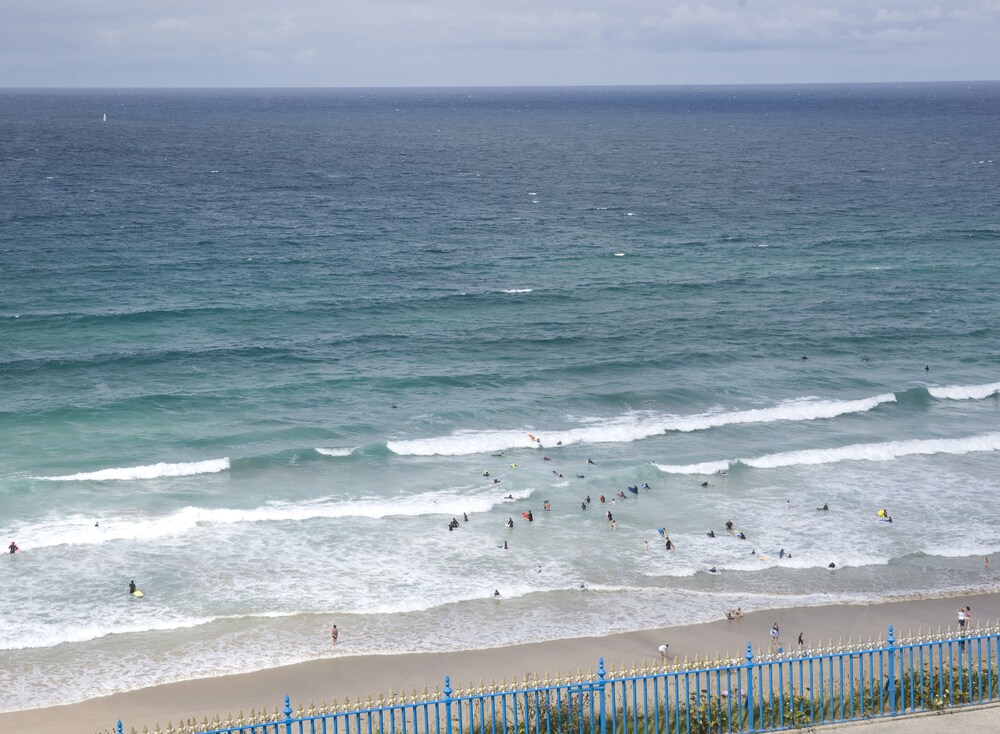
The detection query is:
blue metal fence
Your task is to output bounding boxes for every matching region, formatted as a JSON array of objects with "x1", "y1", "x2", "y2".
[{"x1": 105, "y1": 623, "x2": 1000, "y2": 734}]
